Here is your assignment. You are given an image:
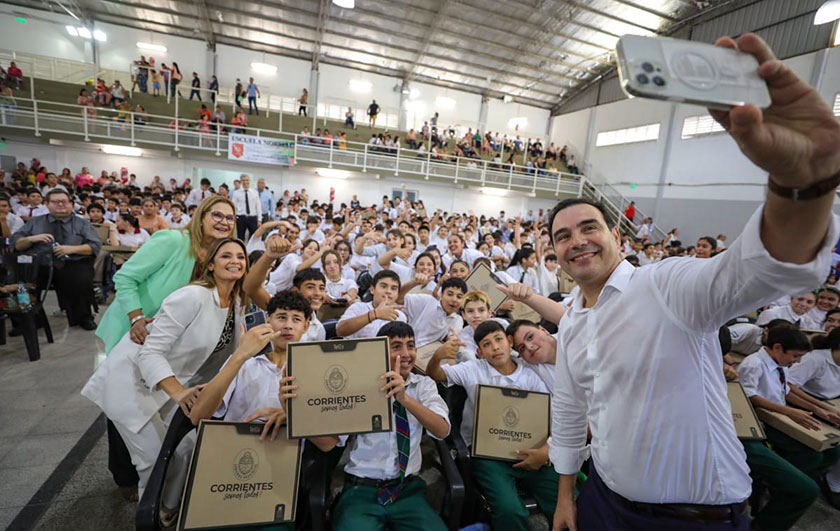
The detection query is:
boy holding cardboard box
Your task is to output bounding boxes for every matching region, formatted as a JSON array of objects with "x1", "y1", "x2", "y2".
[
  {"x1": 426, "y1": 320, "x2": 556, "y2": 531},
  {"x1": 737, "y1": 326, "x2": 840, "y2": 502}
]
